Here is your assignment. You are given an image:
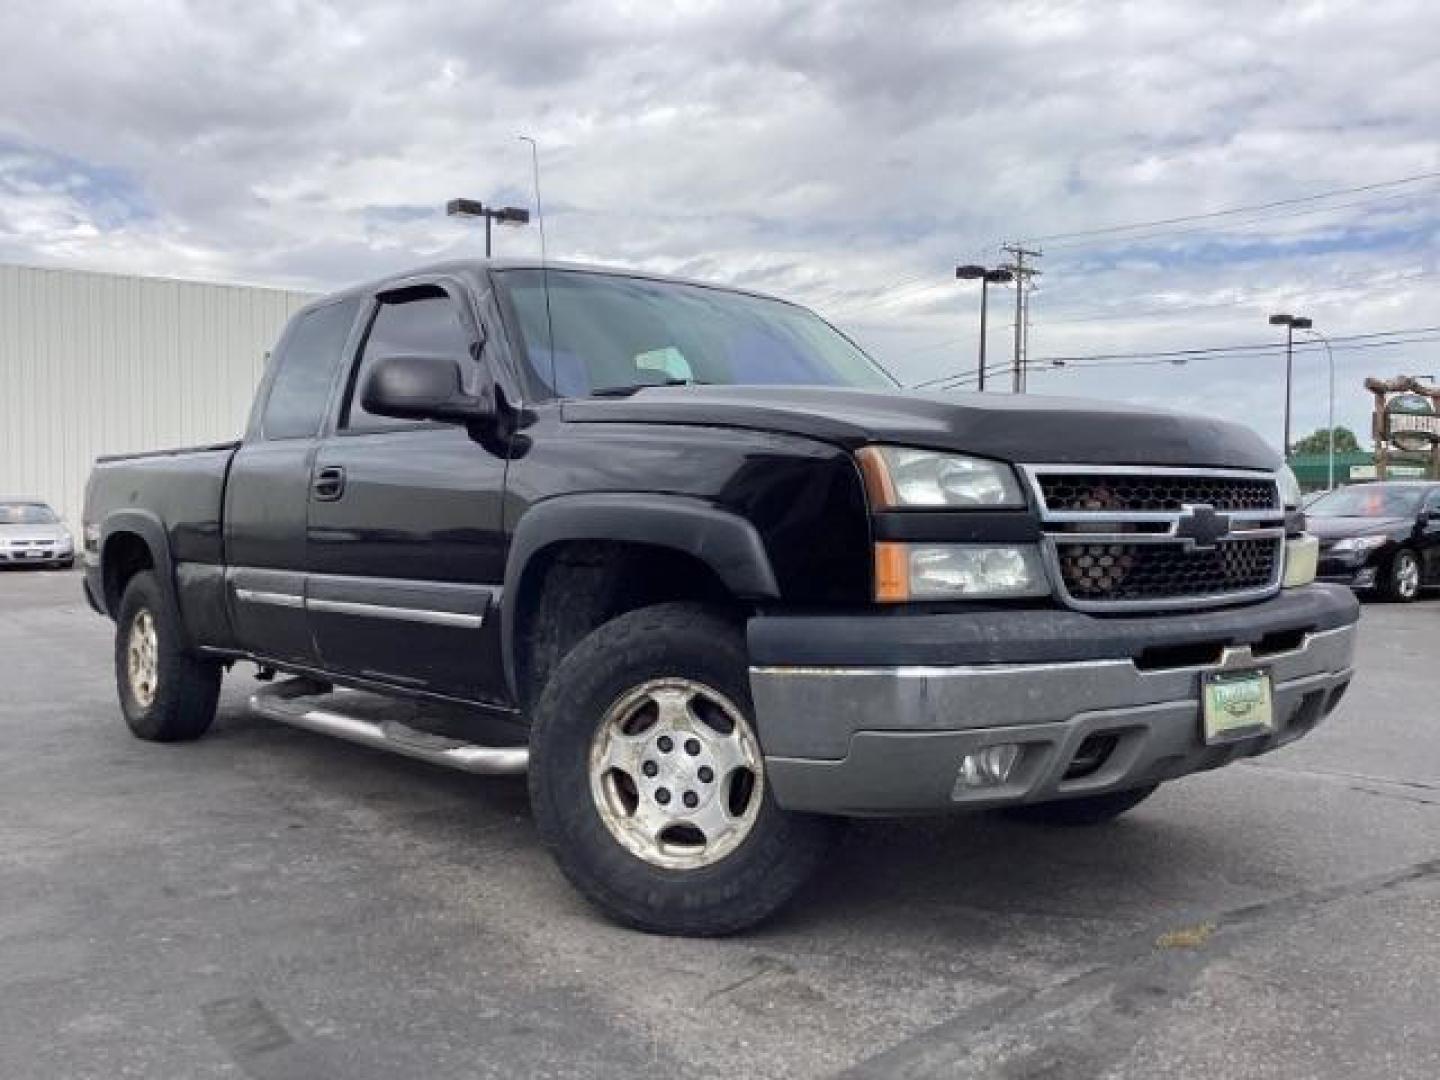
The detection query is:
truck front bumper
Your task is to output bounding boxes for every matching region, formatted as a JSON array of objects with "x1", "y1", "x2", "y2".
[{"x1": 747, "y1": 584, "x2": 1359, "y2": 816}]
